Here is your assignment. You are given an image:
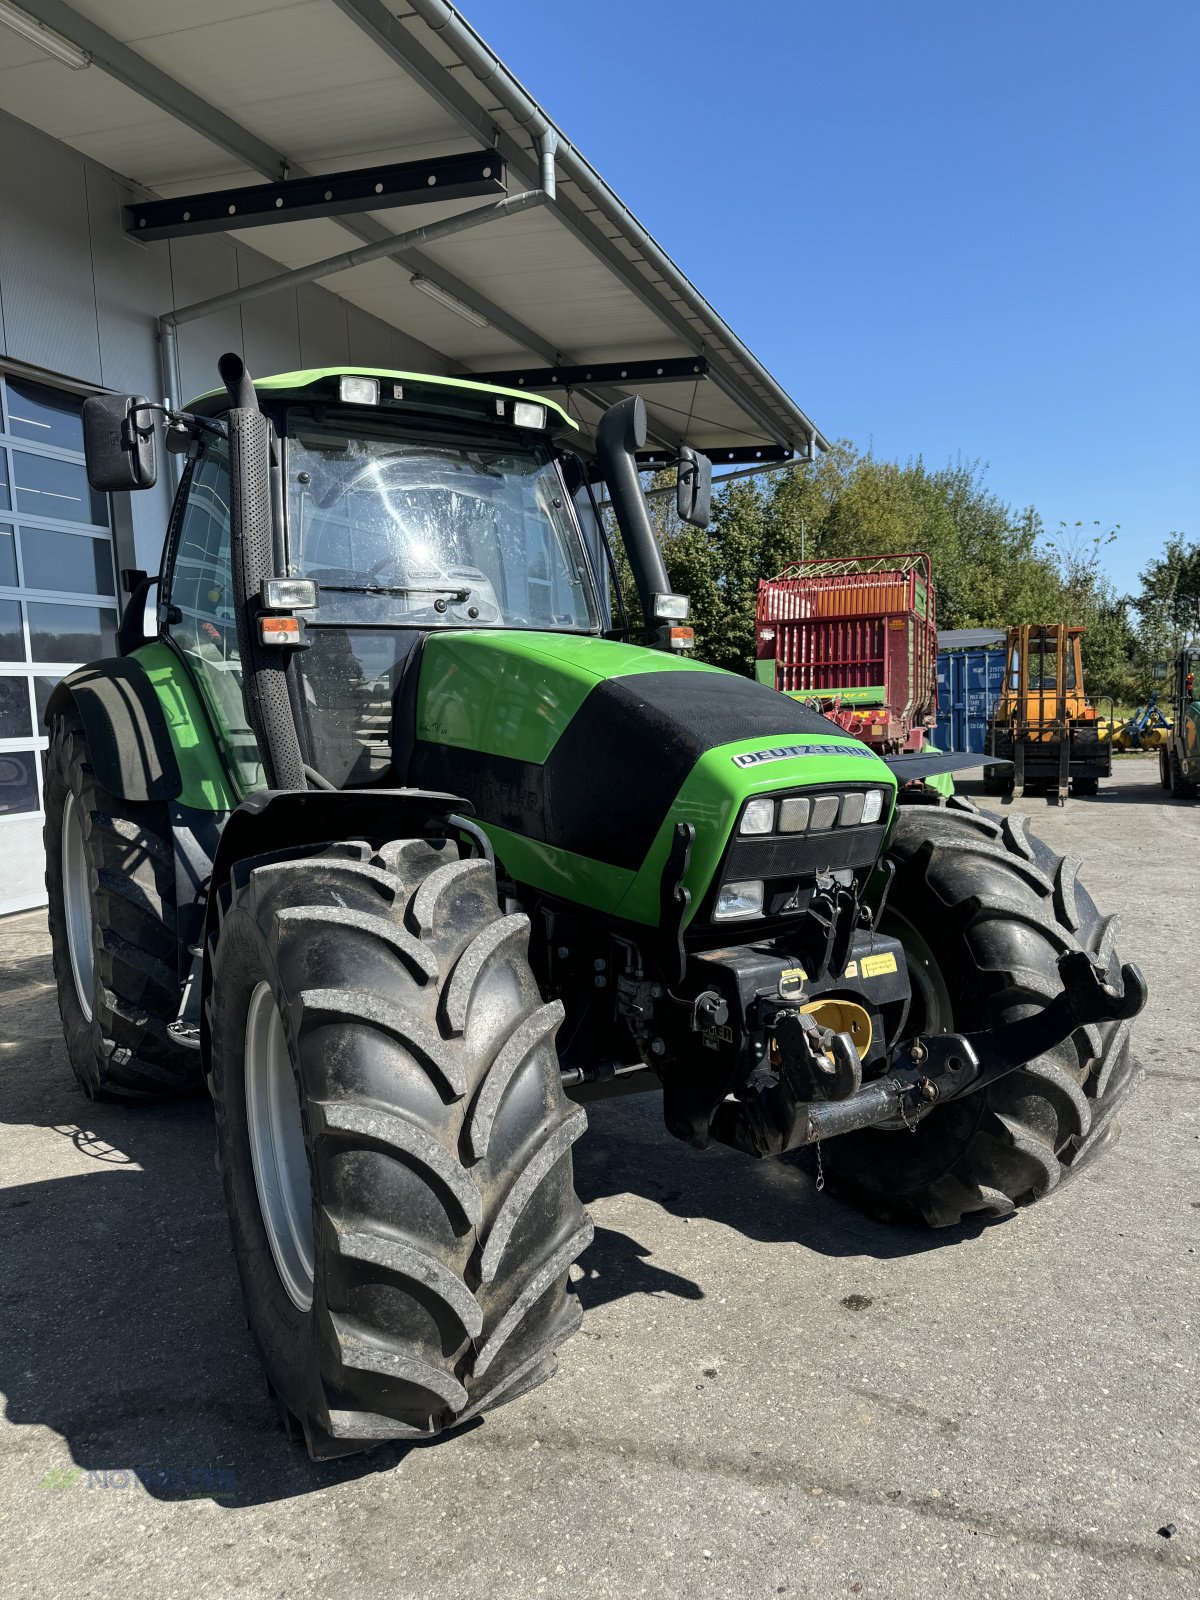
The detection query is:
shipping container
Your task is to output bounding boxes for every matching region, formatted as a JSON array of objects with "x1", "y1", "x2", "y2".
[
  {"x1": 935, "y1": 631, "x2": 1007, "y2": 753},
  {"x1": 755, "y1": 553, "x2": 938, "y2": 753}
]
